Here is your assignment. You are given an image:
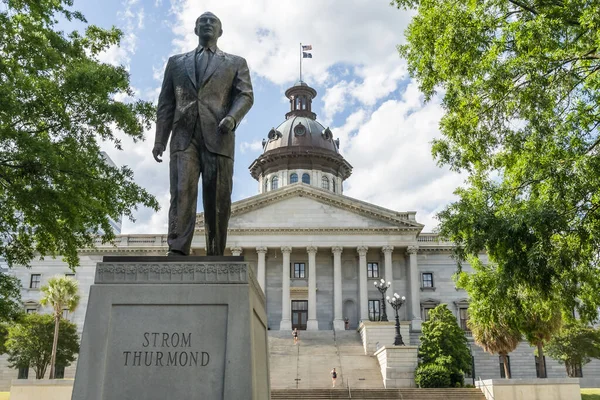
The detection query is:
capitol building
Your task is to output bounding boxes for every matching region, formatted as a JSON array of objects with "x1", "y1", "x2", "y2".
[{"x1": 1, "y1": 81, "x2": 598, "y2": 390}]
